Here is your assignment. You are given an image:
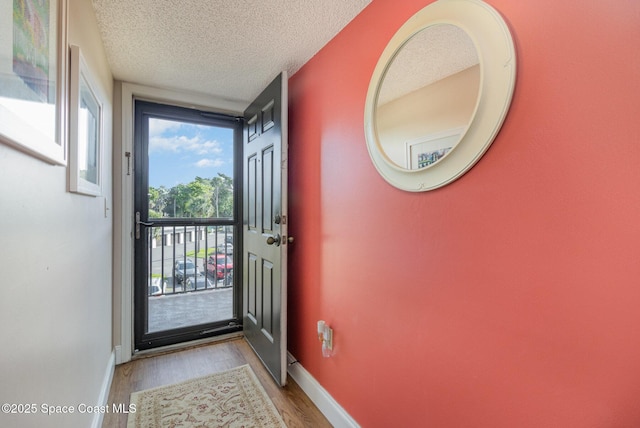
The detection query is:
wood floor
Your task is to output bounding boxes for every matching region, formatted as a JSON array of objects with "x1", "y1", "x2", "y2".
[{"x1": 102, "y1": 338, "x2": 331, "y2": 427}]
